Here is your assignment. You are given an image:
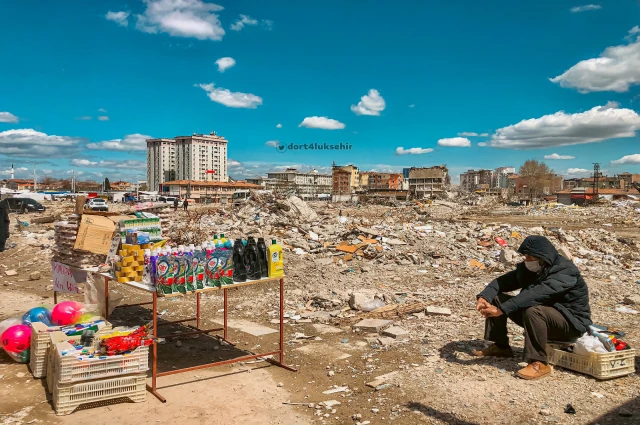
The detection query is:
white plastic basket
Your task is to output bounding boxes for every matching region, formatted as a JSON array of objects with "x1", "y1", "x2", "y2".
[
  {"x1": 53, "y1": 374, "x2": 147, "y2": 415},
  {"x1": 29, "y1": 318, "x2": 111, "y2": 378},
  {"x1": 547, "y1": 345, "x2": 636, "y2": 380}
]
